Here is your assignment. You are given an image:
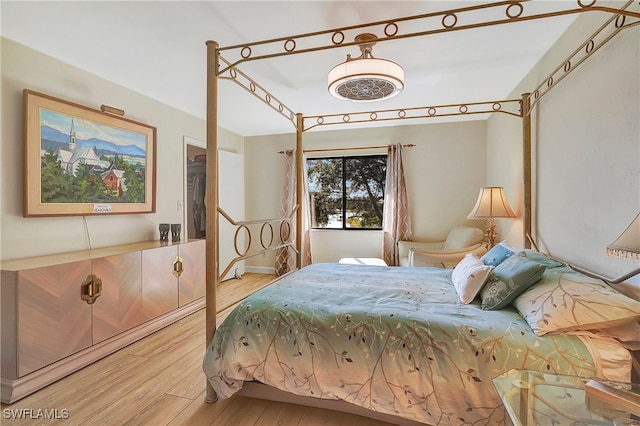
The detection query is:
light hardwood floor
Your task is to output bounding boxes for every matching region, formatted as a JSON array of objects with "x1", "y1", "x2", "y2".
[{"x1": 1, "y1": 273, "x2": 394, "y2": 425}]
